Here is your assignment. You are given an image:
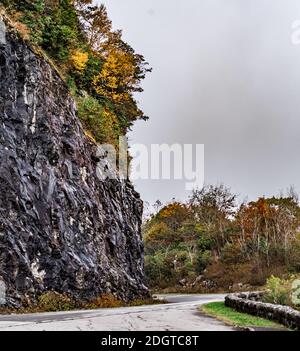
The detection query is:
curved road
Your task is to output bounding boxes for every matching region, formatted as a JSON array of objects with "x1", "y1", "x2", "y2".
[{"x1": 0, "y1": 294, "x2": 235, "y2": 331}]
